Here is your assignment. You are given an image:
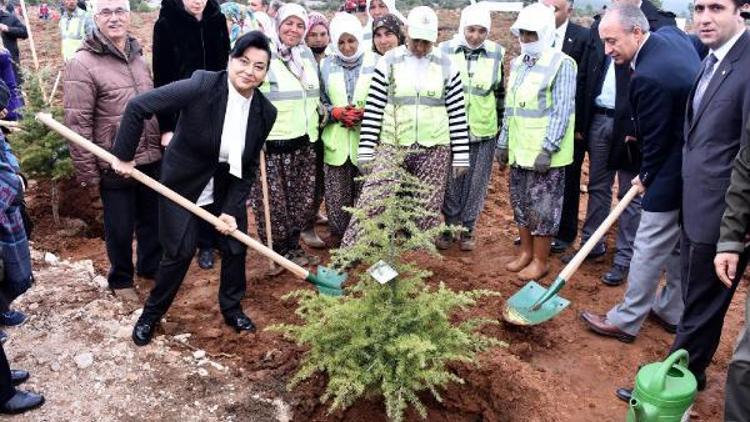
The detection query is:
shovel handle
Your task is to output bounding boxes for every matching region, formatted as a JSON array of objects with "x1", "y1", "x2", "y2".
[
  {"x1": 36, "y1": 113, "x2": 311, "y2": 280},
  {"x1": 558, "y1": 185, "x2": 640, "y2": 281},
  {"x1": 258, "y1": 150, "x2": 276, "y2": 271}
]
